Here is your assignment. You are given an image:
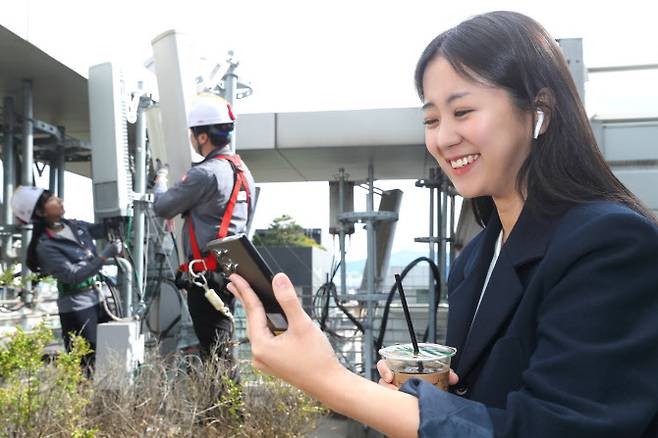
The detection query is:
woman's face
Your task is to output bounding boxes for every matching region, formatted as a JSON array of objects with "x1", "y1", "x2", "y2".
[
  {"x1": 39, "y1": 195, "x2": 65, "y2": 223},
  {"x1": 422, "y1": 57, "x2": 533, "y2": 201}
]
